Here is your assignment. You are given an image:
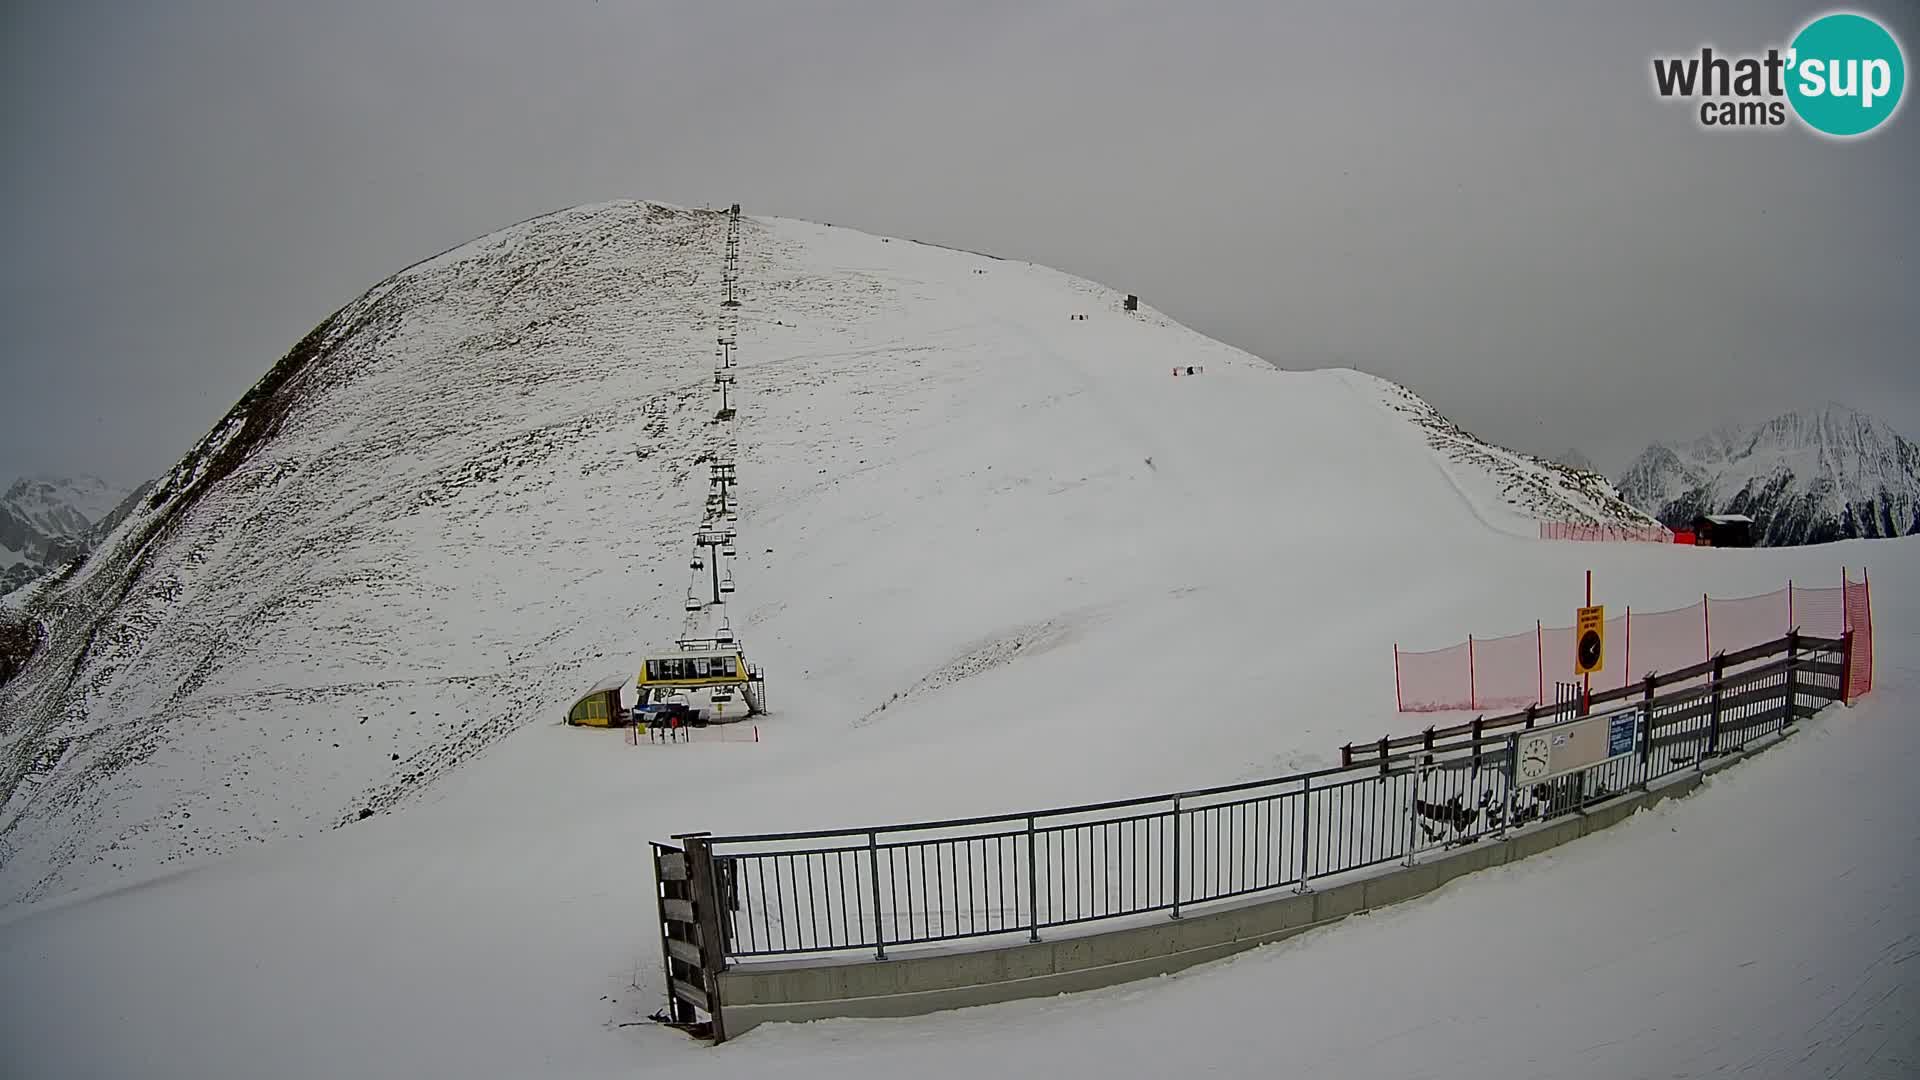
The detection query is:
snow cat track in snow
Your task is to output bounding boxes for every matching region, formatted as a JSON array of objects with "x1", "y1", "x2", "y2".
[{"x1": 855, "y1": 614, "x2": 1088, "y2": 724}]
